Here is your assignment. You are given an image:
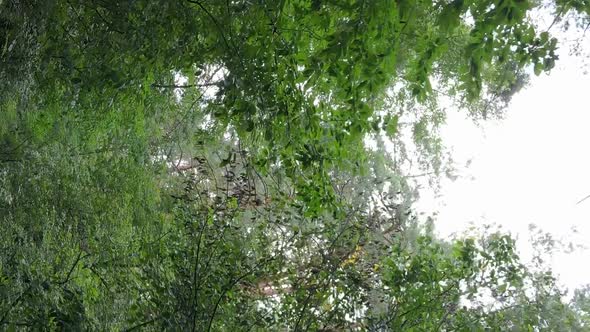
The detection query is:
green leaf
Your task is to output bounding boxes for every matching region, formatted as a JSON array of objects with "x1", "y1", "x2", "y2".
[
  {"x1": 534, "y1": 62, "x2": 544, "y2": 75},
  {"x1": 384, "y1": 114, "x2": 399, "y2": 138}
]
